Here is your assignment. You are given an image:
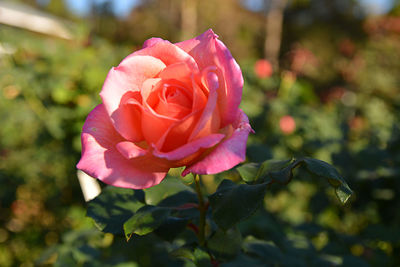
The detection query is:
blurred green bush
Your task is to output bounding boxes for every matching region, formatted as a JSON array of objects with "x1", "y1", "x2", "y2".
[{"x1": 0, "y1": 0, "x2": 399, "y2": 266}]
